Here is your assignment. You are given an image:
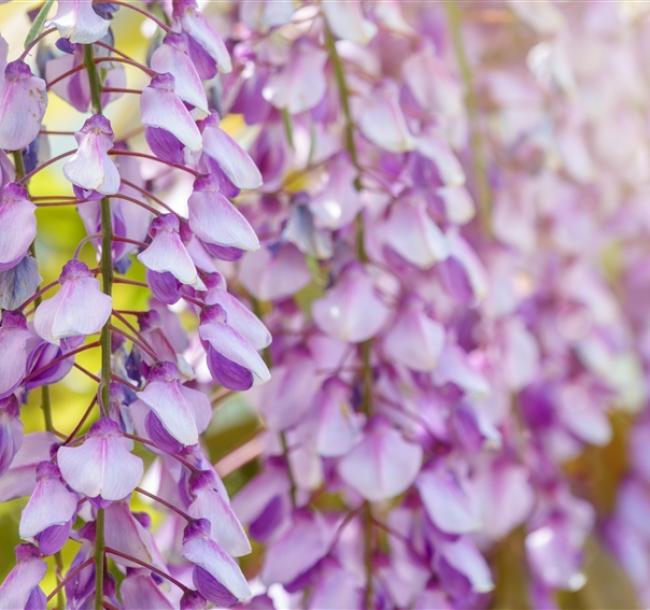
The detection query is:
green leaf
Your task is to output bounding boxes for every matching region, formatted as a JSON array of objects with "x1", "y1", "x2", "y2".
[{"x1": 24, "y1": 0, "x2": 55, "y2": 48}]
